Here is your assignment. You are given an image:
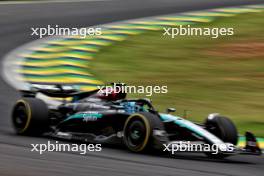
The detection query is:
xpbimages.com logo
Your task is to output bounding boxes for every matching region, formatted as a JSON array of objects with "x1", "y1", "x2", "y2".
[
  {"x1": 97, "y1": 83, "x2": 168, "y2": 97},
  {"x1": 31, "y1": 25, "x2": 102, "y2": 38},
  {"x1": 31, "y1": 141, "x2": 102, "y2": 154},
  {"x1": 163, "y1": 141, "x2": 235, "y2": 154},
  {"x1": 163, "y1": 25, "x2": 234, "y2": 39}
]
